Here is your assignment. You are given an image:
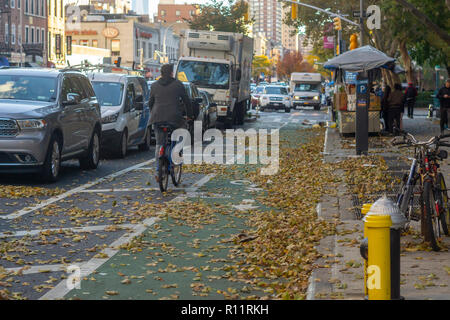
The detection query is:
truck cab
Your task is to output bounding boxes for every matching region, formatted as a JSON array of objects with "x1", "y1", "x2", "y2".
[
  {"x1": 175, "y1": 30, "x2": 253, "y2": 128},
  {"x1": 290, "y1": 73, "x2": 323, "y2": 111}
]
